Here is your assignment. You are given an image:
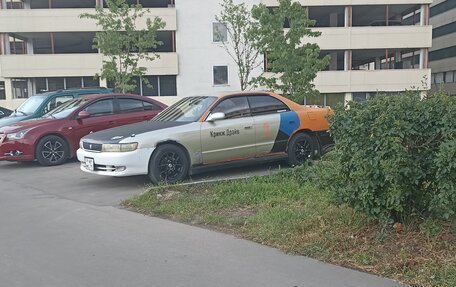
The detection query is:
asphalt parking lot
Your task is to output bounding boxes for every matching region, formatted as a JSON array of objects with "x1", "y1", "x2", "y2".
[
  {"x1": 0, "y1": 160, "x2": 402, "y2": 287},
  {"x1": 0, "y1": 159, "x2": 285, "y2": 206}
]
